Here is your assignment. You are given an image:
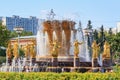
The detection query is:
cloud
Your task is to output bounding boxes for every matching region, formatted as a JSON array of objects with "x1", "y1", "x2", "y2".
[
  {"x1": 63, "y1": 12, "x2": 80, "y2": 20},
  {"x1": 39, "y1": 10, "x2": 49, "y2": 19}
]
